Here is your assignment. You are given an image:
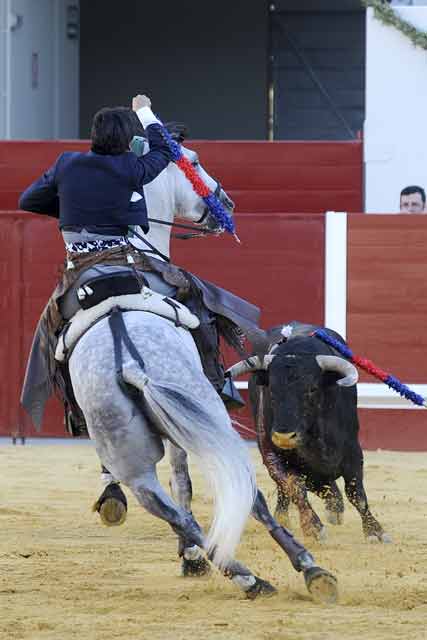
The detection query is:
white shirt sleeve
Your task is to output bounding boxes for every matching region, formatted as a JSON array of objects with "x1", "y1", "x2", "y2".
[{"x1": 136, "y1": 106, "x2": 162, "y2": 129}]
